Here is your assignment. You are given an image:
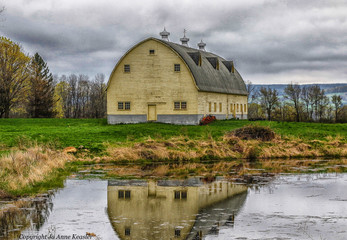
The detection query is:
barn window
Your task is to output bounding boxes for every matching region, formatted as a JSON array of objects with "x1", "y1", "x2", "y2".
[
  {"x1": 174, "y1": 102, "x2": 180, "y2": 109},
  {"x1": 219, "y1": 103, "x2": 222, "y2": 112},
  {"x1": 230, "y1": 104, "x2": 233, "y2": 112},
  {"x1": 237, "y1": 104, "x2": 239, "y2": 112},
  {"x1": 174, "y1": 191, "x2": 180, "y2": 199},
  {"x1": 125, "y1": 228, "x2": 131, "y2": 236},
  {"x1": 174, "y1": 190, "x2": 187, "y2": 200},
  {"x1": 209, "y1": 102, "x2": 212, "y2": 112},
  {"x1": 118, "y1": 190, "x2": 131, "y2": 199},
  {"x1": 125, "y1": 102, "x2": 131, "y2": 110},
  {"x1": 125, "y1": 190, "x2": 131, "y2": 199},
  {"x1": 240, "y1": 104, "x2": 243, "y2": 112},
  {"x1": 181, "y1": 191, "x2": 187, "y2": 199},
  {"x1": 118, "y1": 102, "x2": 131, "y2": 110},
  {"x1": 118, "y1": 190, "x2": 124, "y2": 198},
  {"x1": 149, "y1": 49, "x2": 155, "y2": 55},
  {"x1": 124, "y1": 64, "x2": 130, "y2": 72},
  {"x1": 174, "y1": 101, "x2": 187, "y2": 110},
  {"x1": 174, "y1": 64, "x2": 180, "y2": 72},
  {"x1": 175, "y1": 228, "x2": 181, "y2": 237},
  {"x1": 214, "y1": 103, "x2": 217, "y2": 112},
  {"x1": 118, "y1": 102, "x2": 124, "y2": 110},
  {"x1": 244, "y1": 104, "x2": 247, "y2": 112}
]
